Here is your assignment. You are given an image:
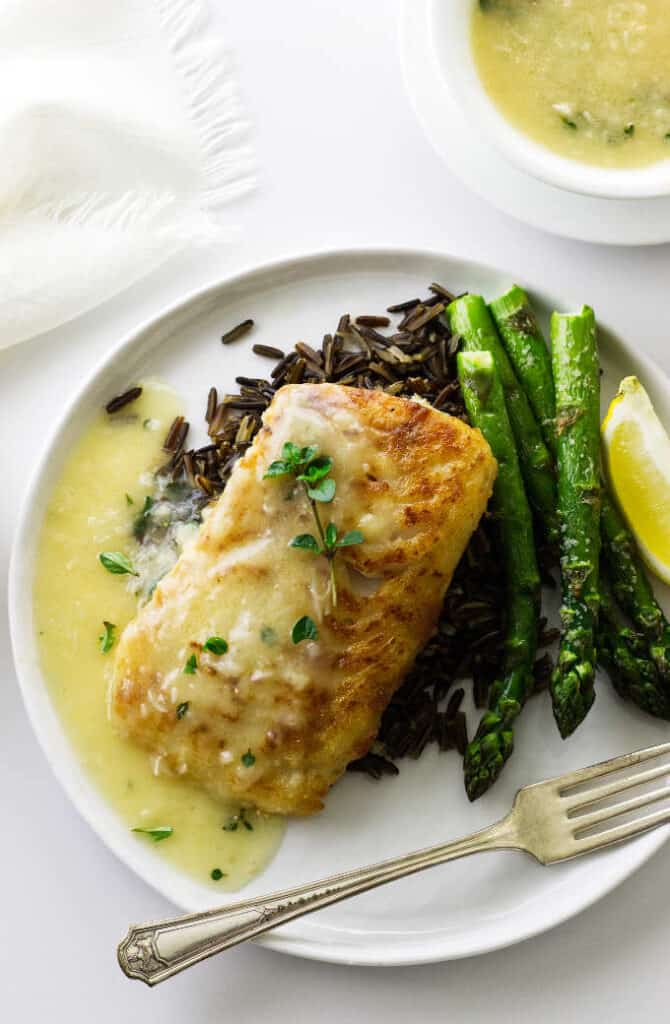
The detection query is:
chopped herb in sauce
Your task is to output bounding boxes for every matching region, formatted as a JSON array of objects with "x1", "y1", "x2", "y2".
[
  {"x1": 125, "y1": 493, "x2": 134, "y2": 506},
  {"x1": 176, "y1": 701, "x2": 190, "y2": 719},
  {"x1": 223, "y1": 809, "x2": 254, "y2": 832},
  {"x1": 184, "y1": 653, "x2": 198, "y2": 674},
  {"x1": 99, "y1": 551, "x2": 138, "y2": 576},
  {"x1": 292, "y1": 615, "x2": 318, "y2": 644},
  {"x1": 132, "y1": 495, "x2": 155, "y2": 541},
  {"x1": 260, "y1": 625, "x2": 277, "y2": 646},
  {"x1": 203, "y1": 636, "x2": 228, "y2": 655},
  {"x1": 241, "y1": 749, "x2": 256, "y2": 767},
  {"x1": 132, "y1": 826, "x2": 173, "y2": 842},
  {"x1": 210, "y1": 868, "x2": 226, "y2": 881},
  {"x1": 98, "y1": 620, "x2": 116, "y2": 654},
  {"x1": 561, "y1": 116, "x2": 578, "y2": 130}
]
